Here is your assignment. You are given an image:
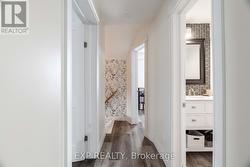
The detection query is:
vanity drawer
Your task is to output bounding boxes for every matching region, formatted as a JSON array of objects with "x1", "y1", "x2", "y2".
[
  {"x1": 186, "y1": 101, "x2": 205, "y2": 113},
  {"x1": 186, "y1": 114, "x2": 213, "y2": 129}
]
